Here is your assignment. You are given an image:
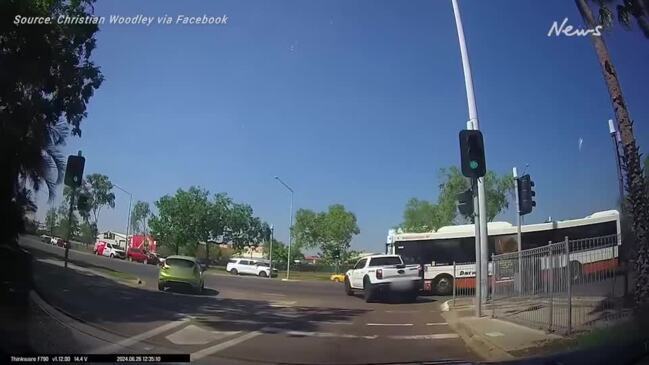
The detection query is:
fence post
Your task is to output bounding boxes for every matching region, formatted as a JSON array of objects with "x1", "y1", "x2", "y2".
[
  {"x1": 548, "y1": 241, "x2": 554, "y2": 332},
  {"x1": 491, "y1": 254, "x2": 496, "y2": 318},
  {"x1": 565, "y1": 236, "x2": 572, "y2": 335},
  {"x1": 452, "y1": 261, "x2": 456, "y2": 308}
]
